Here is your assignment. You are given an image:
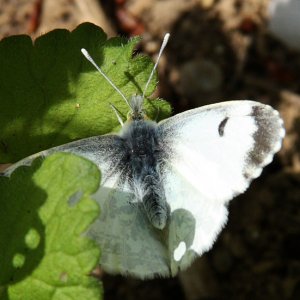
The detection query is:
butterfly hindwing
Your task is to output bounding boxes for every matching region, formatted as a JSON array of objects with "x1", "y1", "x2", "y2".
[
  {"x1": 89, "y1": 185, "x2": 172, "y2": 278},
  {"x1": 2, "y1": 134, "x2": 175, "y2": 278}
]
